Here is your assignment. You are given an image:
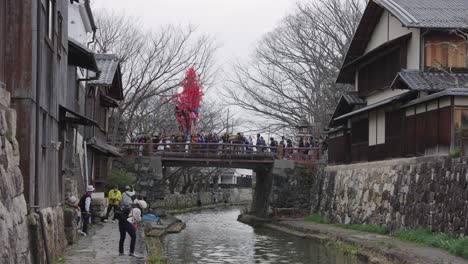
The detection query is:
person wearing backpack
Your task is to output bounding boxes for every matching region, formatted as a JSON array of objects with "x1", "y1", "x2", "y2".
[
  {"x1": 118, "y1": 199, "x2": 147, "y2": 258},
  {"x1": 78, "y1": 185, "x2": 95, "y2": 236},
  {"x1": 121, "y1": 186, "x2": 135, "y2": 207}
]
